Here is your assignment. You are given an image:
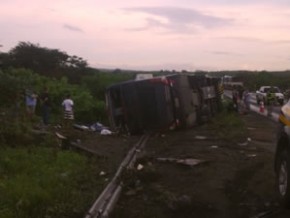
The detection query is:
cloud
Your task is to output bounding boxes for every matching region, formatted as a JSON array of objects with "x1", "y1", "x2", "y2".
[
  {"x1": 124, "y1": 18, "x2": 163, "y2": 31},
  {"x1": 210, "y1": 51, "x2": 243, "y2": 56},
  {"x1": 222, "y1": 37, "x2": 290, "y2": 45},
  {"x1": 63, "y1": 24, "x2": 84, "y2": 32},
  {"x1": 220, "y1": 36, "x2": 264, "y2": 43},
  {"x1": 177, "y1": 0, "x2": 290, "y2": 6},
  {"x1": 271, "y1": 40, "x2": 290, "y2": 44},
  {"x1": 123, "y1": 7, "x2": 234, "y2": 33},
  {"x1": 215, "y1": 37, "x2": 268, "y2": 46}
]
